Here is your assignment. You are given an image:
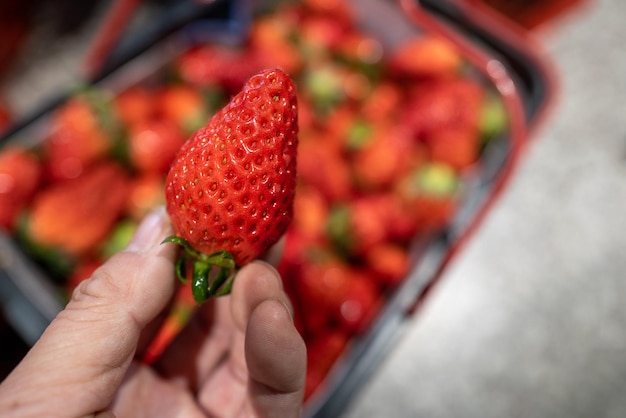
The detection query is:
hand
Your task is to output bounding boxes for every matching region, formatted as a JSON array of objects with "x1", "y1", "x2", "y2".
[{"x1": 0, "y1": 207, "x2": 306, "y2": 418}]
